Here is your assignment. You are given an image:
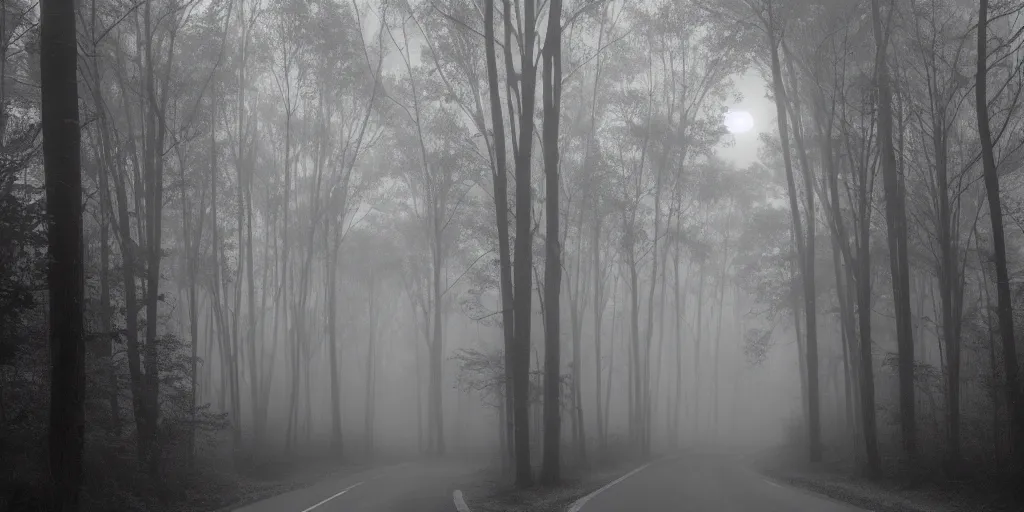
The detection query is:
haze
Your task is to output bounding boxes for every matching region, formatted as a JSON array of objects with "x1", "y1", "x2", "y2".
[{"x1": 5, "y1": 0, "x2": 1024, "y2": 511}]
